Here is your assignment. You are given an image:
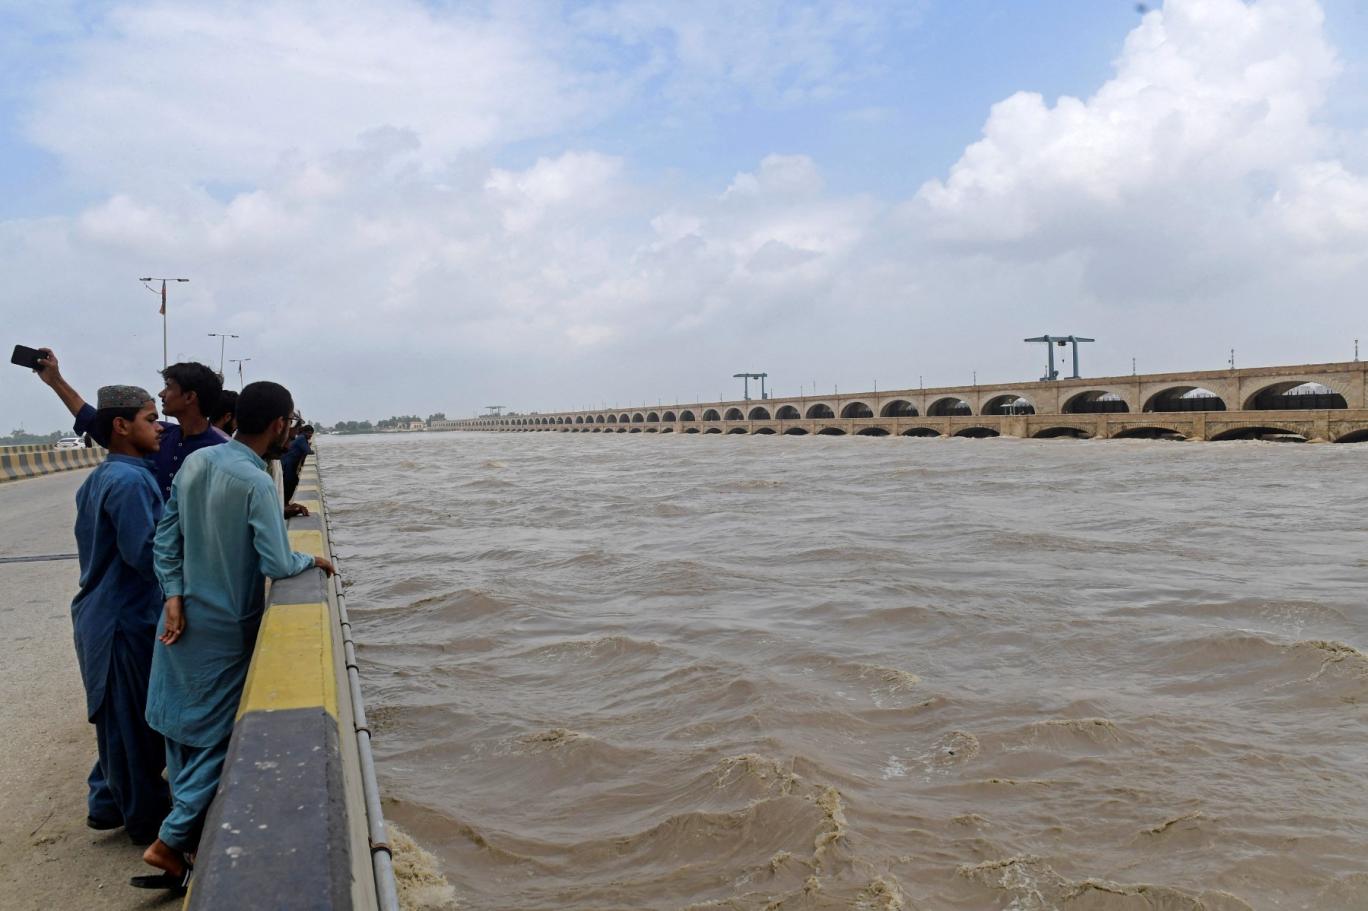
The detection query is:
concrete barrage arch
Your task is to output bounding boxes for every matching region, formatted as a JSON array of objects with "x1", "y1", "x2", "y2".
[
  {"x1": 595, "y1": 415, "x2": 606, "y2": 424},
  {"x1": 1110, "y1": 426, "x2": 1186, "y2": 440},
  {"x1": 1144, "y1": 386, "x2": 1227, "y2": 412},
  {"x1": 620, "y1": 413, "x2": 632, "y2": 423},
  {"x1": 632, "y1": 412, "x2": 645, "y2": 423},
  {"x1": 955, "y1": 427, "x2": 1000, "y2": 438},
  {"x1": 928, "y1": 396, "x2": 972, "y2": 416},
  {"x1": 606, "y1": 414, "x2": 617, "y2": 423},
  {"x1": 1209, "y1": 425, "x2": 1309, "y2": 442},
  {"x1": 661, "y1": 411, "x2": 676, "y2": 421},
  {"x1": 784, "y1": 427, "x2": 809, "y2": 435},
  {"x1": 856, "y1": 427, "x2": 889, "y2": 436},
  {"x1": 1063, "y1": 390, "x2": 1130, "y2": 414},
  {"x1": 748, "y1": 406, "x2": 771, "y2": 420},
  {"x1": 901, "y1": 427, "x2": 940, "y2": 437},
  {"x1": 679, "y1": 410, "x2": 696, "y2": 422},
  {"x1": 1033, "y1": 426, "x2": 1091, "y2": 439},
  {"x1": 806, "y1": 403, "x2": 835, "y2": 419},
  {"x1": 775, "y1": 404, "x2": 801, "y2": 419},
  {"x1": 816, "y1": 427, "x2": 846, "y2": 435},
  {"x1": 1334, "y1": 428, "x2": 1368, "y2": 443},
  {"x1": 840, "y1": 401, "x2": 874, "y2": 418},
  {"x1": 753, "y1": 426, "x2": 776, "y2": 434},
  {"x1": 647, "y1": 411, "x2": 659, "y2": 422},
  {"x1": 702, "y1": 409, "x2": 721, "y2": 421},
  {"x1": 727, "y1": 427, "x2": 747, "y2": 434},
  {"x1": 880, "y1": 400, "x2": 918, "y2": 417},
  {"x1": 575, "y1": 416, "x2": 584, "y2": 424},
  {"x1": 1244, "y1": 381, "x2": 1347, "y2": 410},
  {"x1": 724, "y1": 407, "x2": 745, "y2": 420},
  {"x1": 982, "y1": 394, "x2": 1035, "y2": 416},
  {"x1": 704, "y1": 427, "x2": 722, "y2": 434}
]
